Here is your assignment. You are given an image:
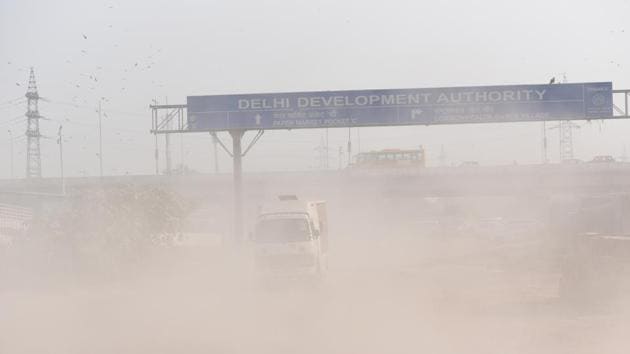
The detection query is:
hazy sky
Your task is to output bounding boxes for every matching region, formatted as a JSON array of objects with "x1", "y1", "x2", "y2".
[{"x1": 1, "y1": 0, "x2": 629, "y2": 178}]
